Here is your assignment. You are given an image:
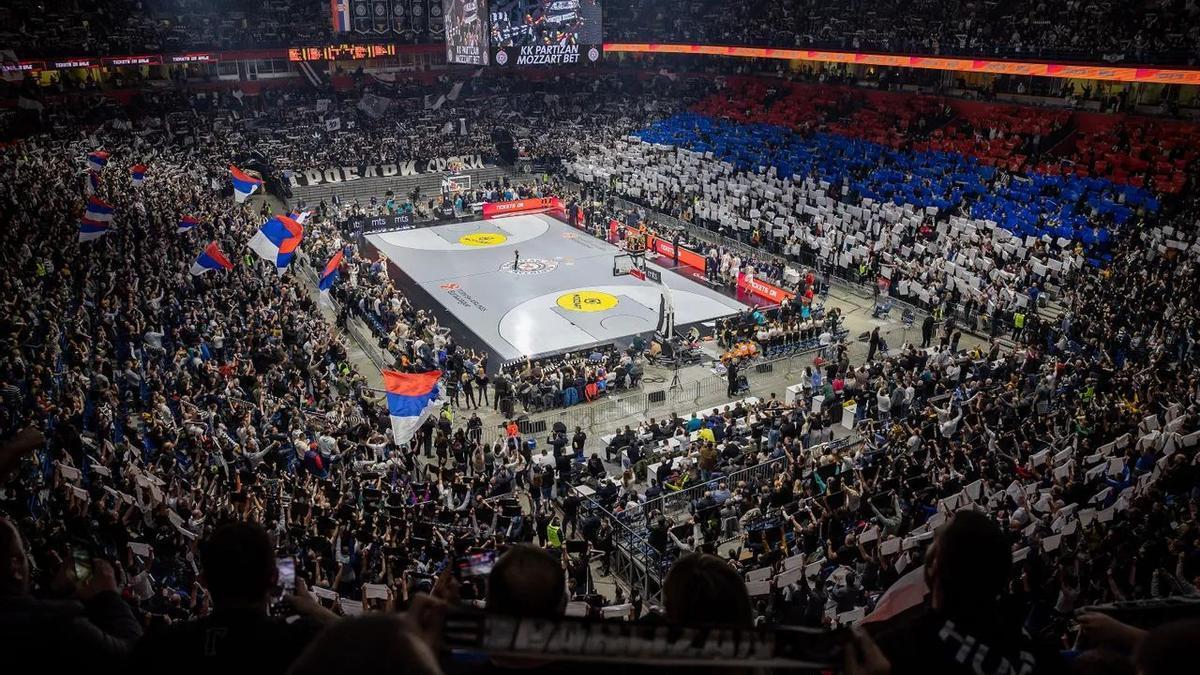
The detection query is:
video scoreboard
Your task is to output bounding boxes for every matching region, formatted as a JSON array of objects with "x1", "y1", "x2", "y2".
[{"x1": 445, "y1": 0, "x2": 606, "y2": 67}]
